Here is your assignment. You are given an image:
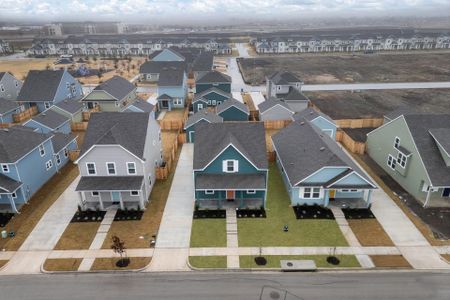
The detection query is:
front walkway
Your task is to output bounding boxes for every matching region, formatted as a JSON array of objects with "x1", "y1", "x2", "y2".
[
  {"x1": 0, "y1": 176, "x2": 80, "y2": 275},
  {"x1": 226, "y1": 208, "x2": 239, "y2": 268},
  {"x1": 146, "y1": 144, "x2": 195, "y2": 271}
]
